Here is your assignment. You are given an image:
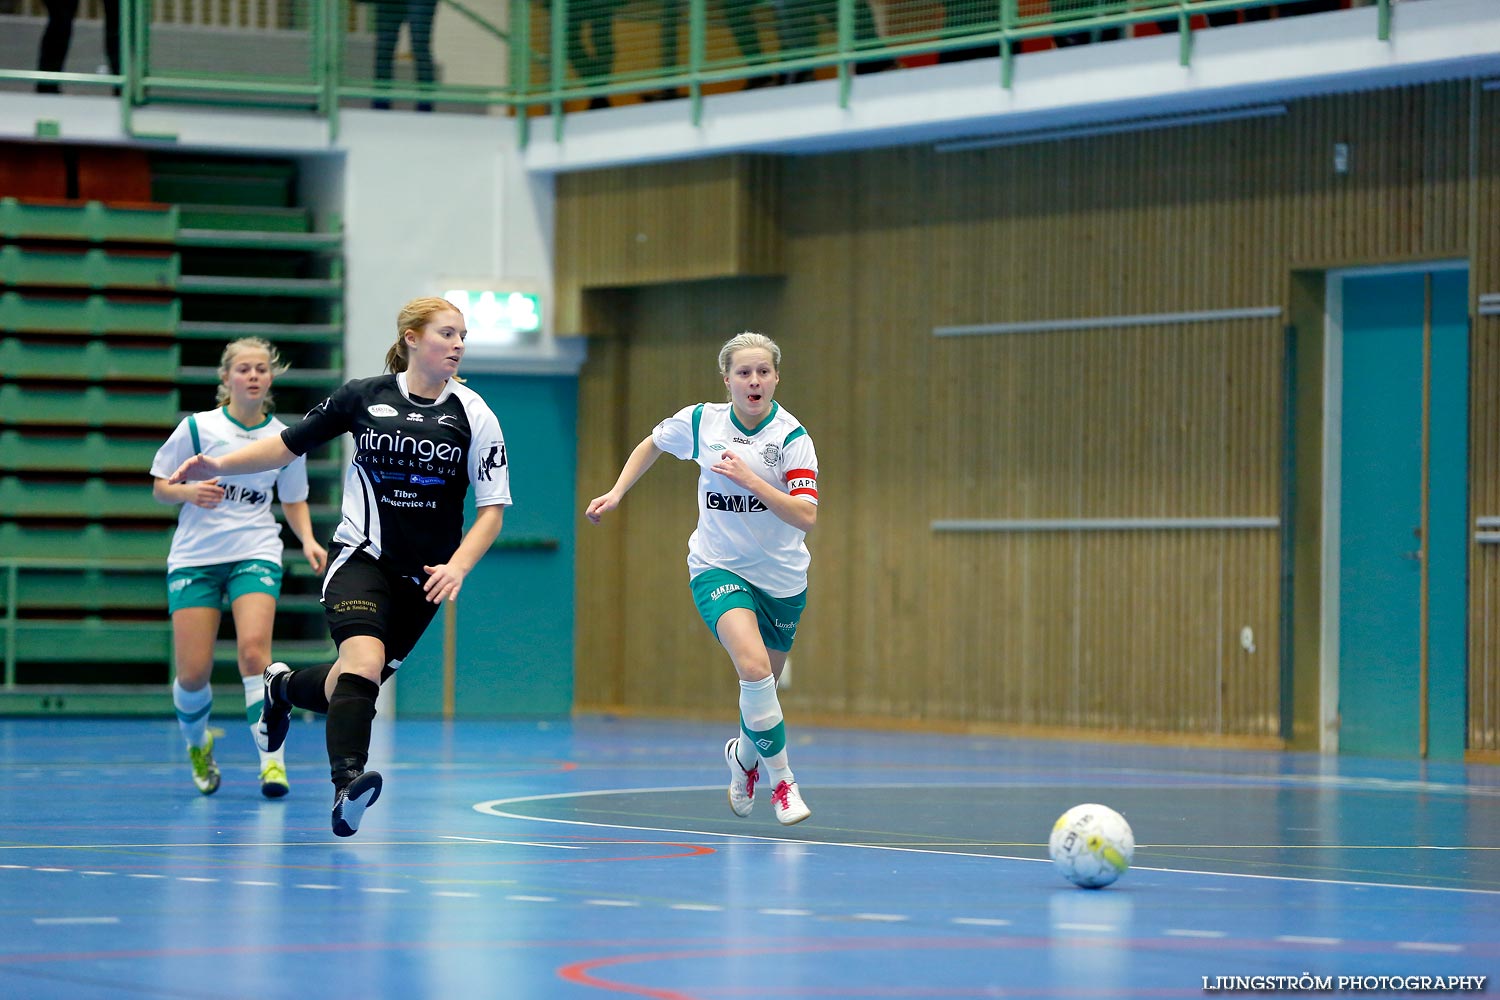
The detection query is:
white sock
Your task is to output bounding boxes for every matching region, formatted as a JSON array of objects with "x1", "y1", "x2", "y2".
[
  {"x1": 173, "y1": 679, "x2": 212, "y2": 749},
  {"x1": 243, "y1": 674, "x2": 283, "y2": 769},
  {"x1": 739, "y1": 674, "x2": 793, "y2": 785}
]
